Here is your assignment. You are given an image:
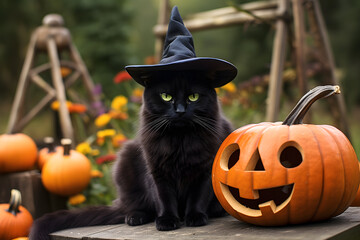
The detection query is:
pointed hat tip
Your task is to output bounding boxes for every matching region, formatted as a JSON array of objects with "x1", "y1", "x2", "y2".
[{"x1": 170, "y1": 6, "x2": 182, "y2": 21}]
